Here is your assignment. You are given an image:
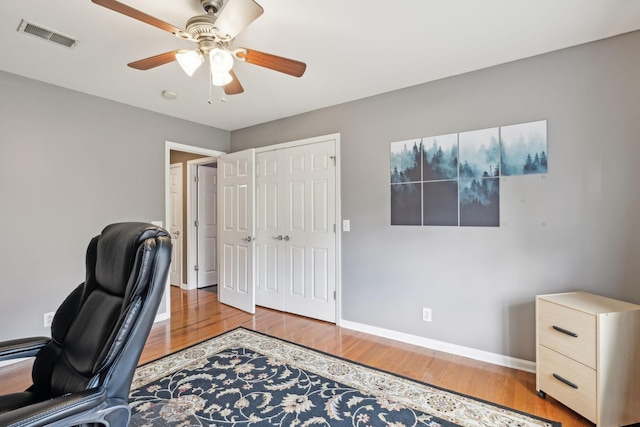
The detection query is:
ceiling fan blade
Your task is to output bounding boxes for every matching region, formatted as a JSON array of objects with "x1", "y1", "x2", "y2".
[
  {"x1": 91, "y1": 0, "x2": 189, "y2": 39},
  {"x1": 215, "y1": 0, "x2": 264, "y2": 39},
  {"x1": 237, "y1": 49, "x2": 306, "y2": 77},
  {"x1": 225, "y1": 70, "x2": 245, "y2": 95},
  {"x1": 128, "y1": 51, "x2": 180, "y2": 70}
]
